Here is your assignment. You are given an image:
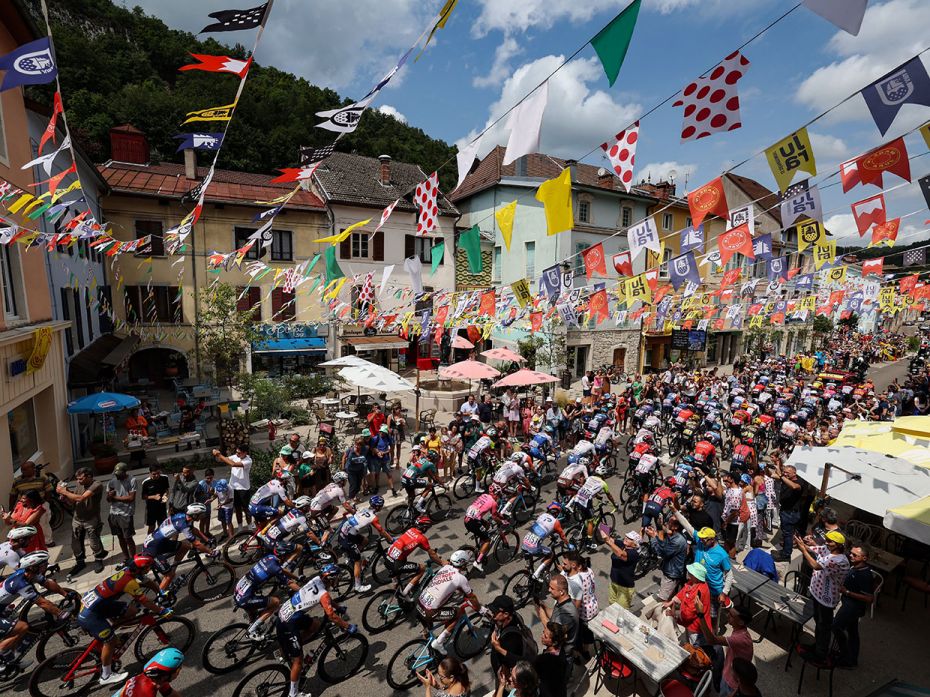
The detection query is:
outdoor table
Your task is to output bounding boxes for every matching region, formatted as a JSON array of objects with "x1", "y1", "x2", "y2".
[
  {"x1": 732, "y1": 566, "x2": 775, "y2": 597},
  {"x1": 589, "y1": 603, "x2": 689, "y2": 689},
  {"x1": 335, "y1": 411, "x2": 358, "y2": 429},
  {"x1": 175, "y1": 432, "x2": 203, "y2": 452},
  {"x1": 320, "y1": 398, "x2": 341, "y2": 415},
  {"x1": 869, "y1": 549, "x2": 903, "y2": 574},
  {"x1": 731, "y1": 570, "x2": 814, "y2": 652}
]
